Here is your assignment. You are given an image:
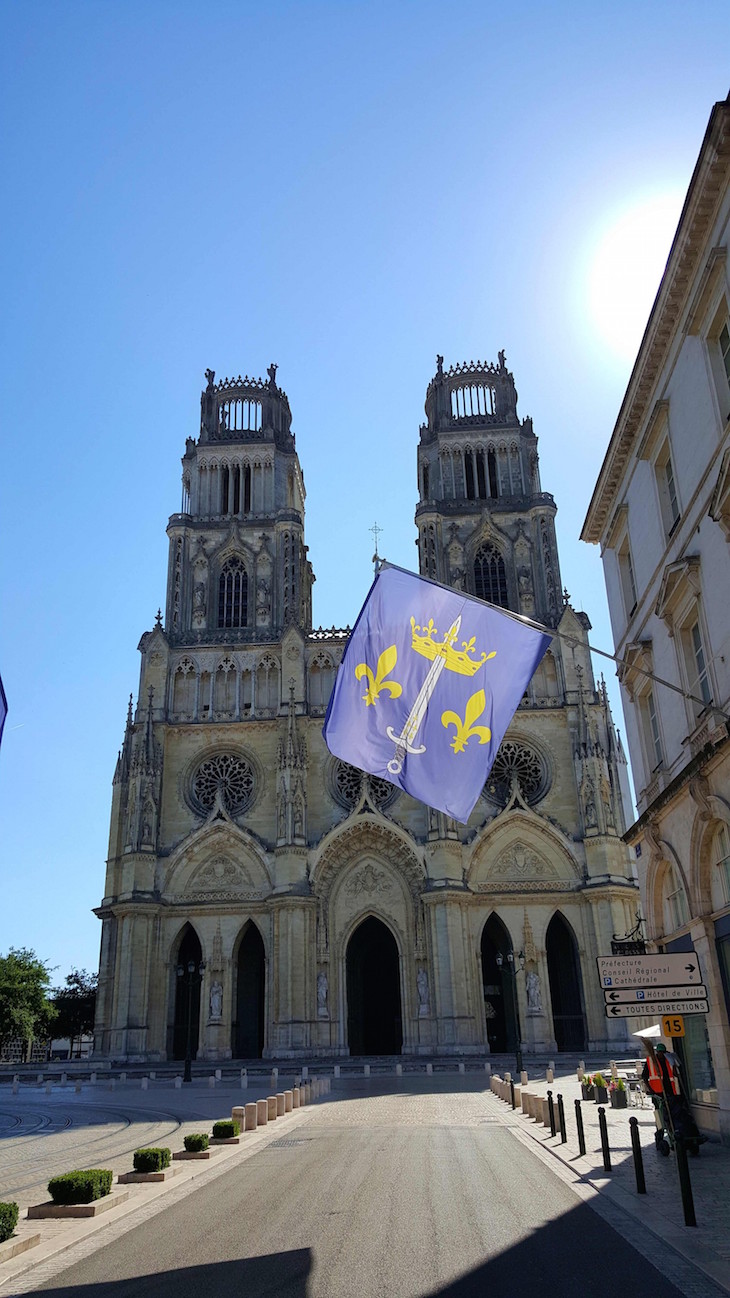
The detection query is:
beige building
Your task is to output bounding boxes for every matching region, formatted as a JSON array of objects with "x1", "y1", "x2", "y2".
[
  {"x1": 582, "y1": 95, "x2": 730, "y2": 1139},
  {"x1": 94, "y1": 355, "x2": 639, "y2": 1063}
]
